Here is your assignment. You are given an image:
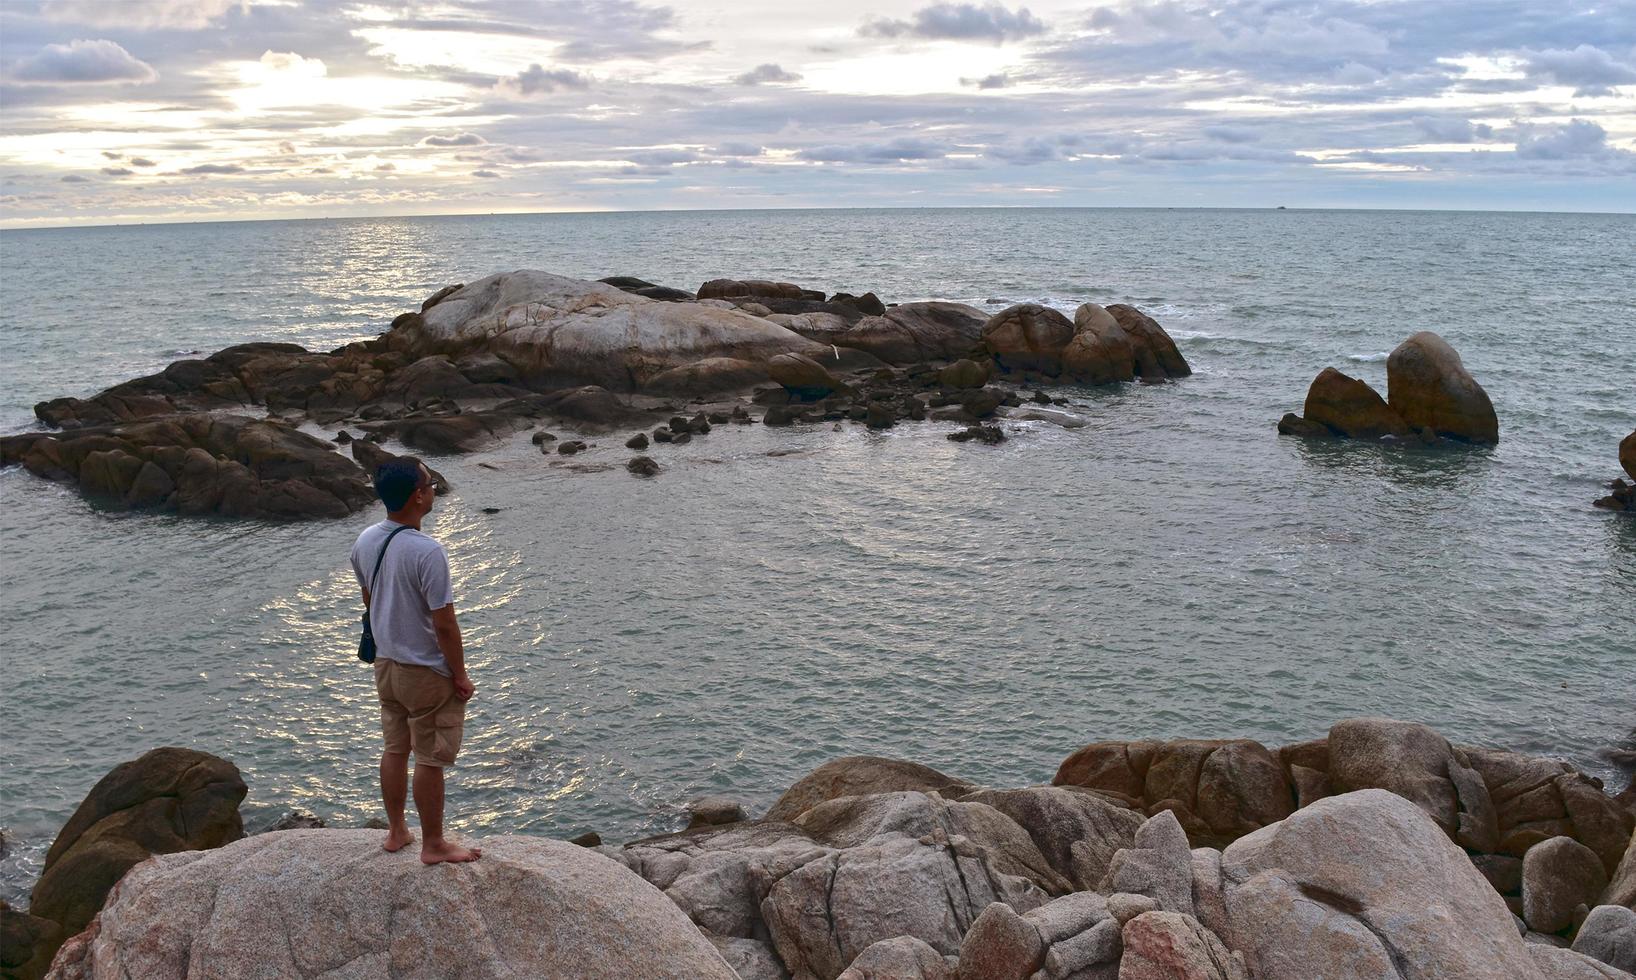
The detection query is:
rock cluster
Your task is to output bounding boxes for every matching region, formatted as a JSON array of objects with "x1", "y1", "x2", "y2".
[
  {"x1": 5, "y1": 272, "x2": 1190, "y2": 520},
  {"x1": 17, "y1": 719, "x2": 1636, "y2": 980},
  {"x1": 1279, "y1": 331, "x2": 1499, "y2": 445},
  {"x1": 1593, "y1": 429, "x2": 1636, "y2": 512}
]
